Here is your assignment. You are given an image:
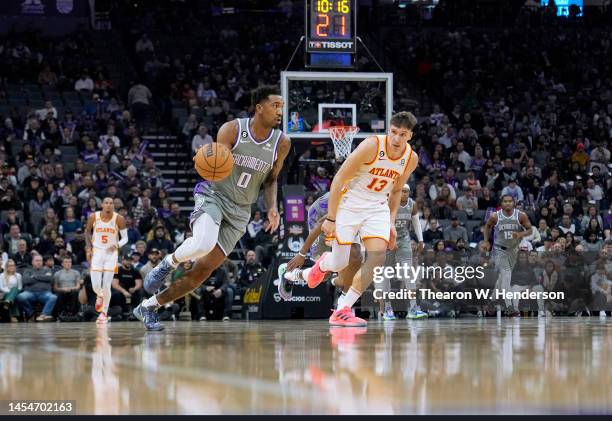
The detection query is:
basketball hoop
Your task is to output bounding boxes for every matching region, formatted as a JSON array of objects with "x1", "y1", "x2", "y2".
[{"x1": 329, "y1": 126, "x2": 359, "y2": 161}]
